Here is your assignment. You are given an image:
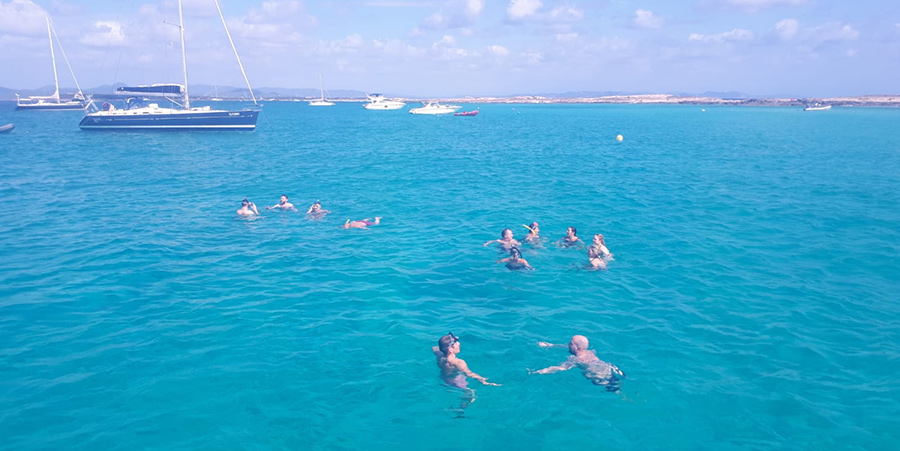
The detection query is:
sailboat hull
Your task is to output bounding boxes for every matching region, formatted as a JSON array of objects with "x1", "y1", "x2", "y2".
[
  {"x1": 79, "y1": 109, "x2": 259, "y2": 130},
  {"x1": 16, "y1": 102, "x2": 85, "y2": 111}
]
